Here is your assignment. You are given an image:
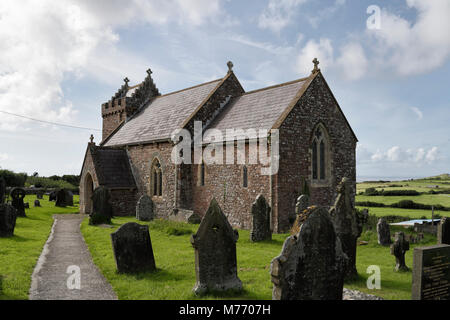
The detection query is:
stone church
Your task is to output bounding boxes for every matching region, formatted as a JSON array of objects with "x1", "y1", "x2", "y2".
[{"x1": 79, "y1": 60, "x2": 357, "y2": 233}]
